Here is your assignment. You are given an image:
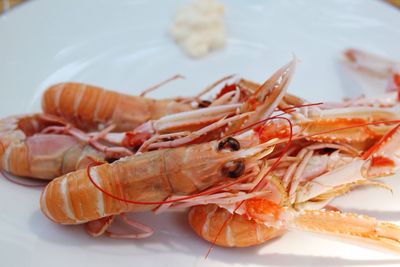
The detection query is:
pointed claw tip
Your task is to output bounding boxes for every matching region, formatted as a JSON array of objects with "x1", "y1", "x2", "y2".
[
  {"x1": 290, "y1": 54, "x2": 300, "y2": 64},
  {"x1": 282, "y1": 57, "x2": 298, "y2": 79}
]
